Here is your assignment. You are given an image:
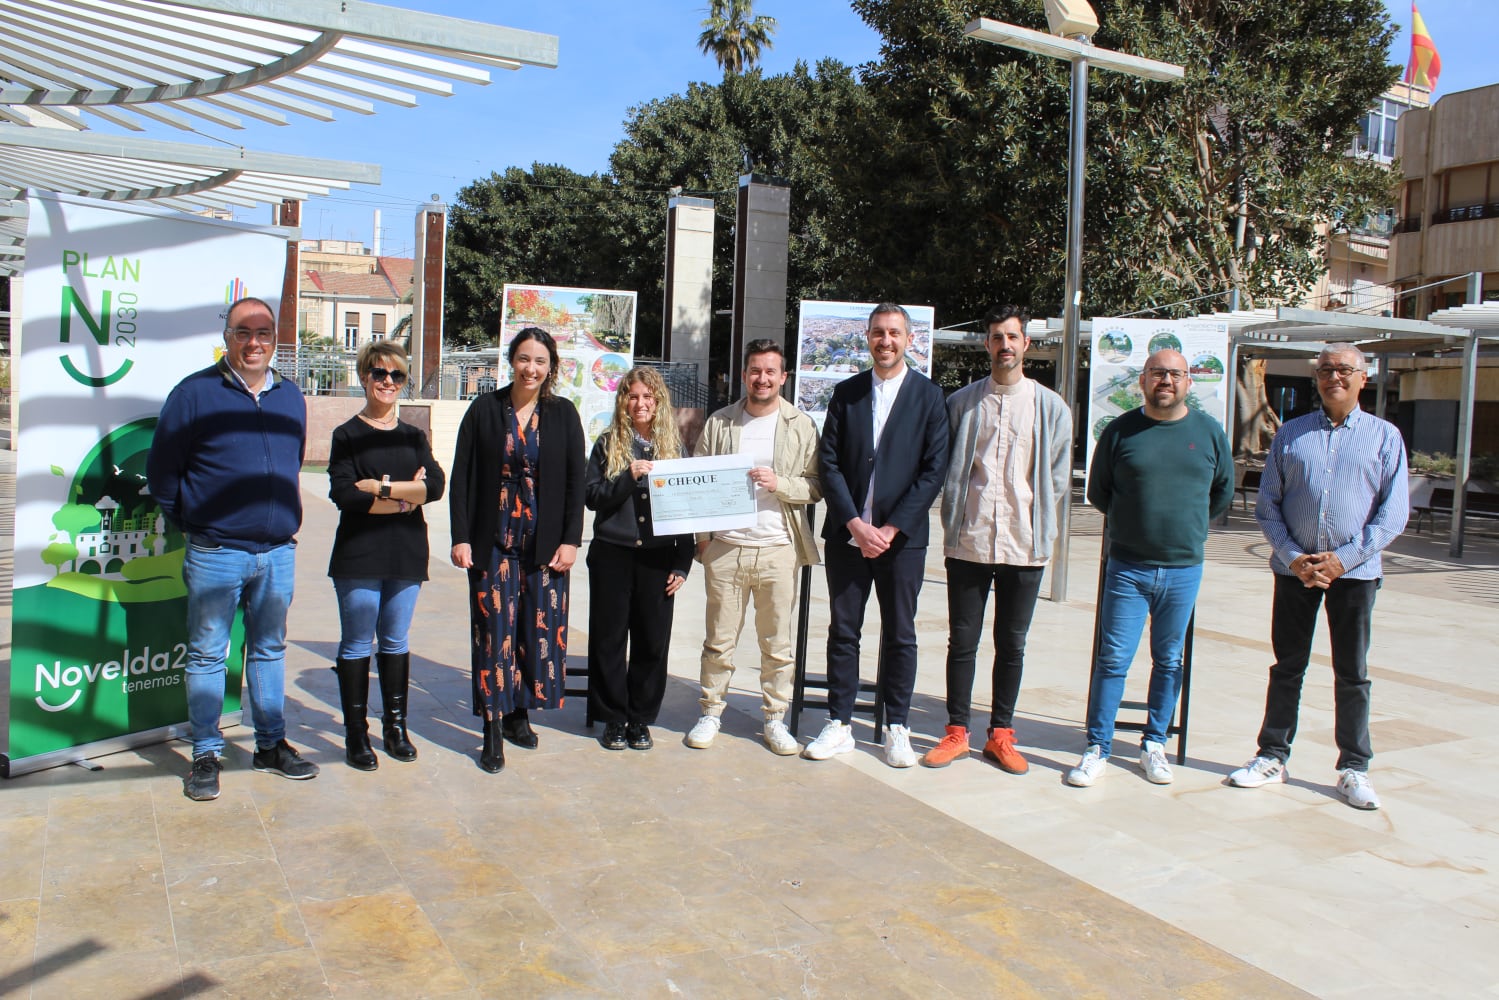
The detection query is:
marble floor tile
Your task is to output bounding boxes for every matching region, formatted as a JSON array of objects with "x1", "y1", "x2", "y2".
[
  {"x1": 298, "y1": 890, "x2": 472, "y2": 996},
  {"x1": 183, "y1": 946, "x2": 332, "y2": 999},
  {"x1": 164, "y1": 861, "x2": 308, "y2": 965},
  {"x1": 423, "y1": 890, "x2": 613, "y2": 993},
  {"x1": 35, "y1": 864, "x2": 173, "y2": 955}
]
